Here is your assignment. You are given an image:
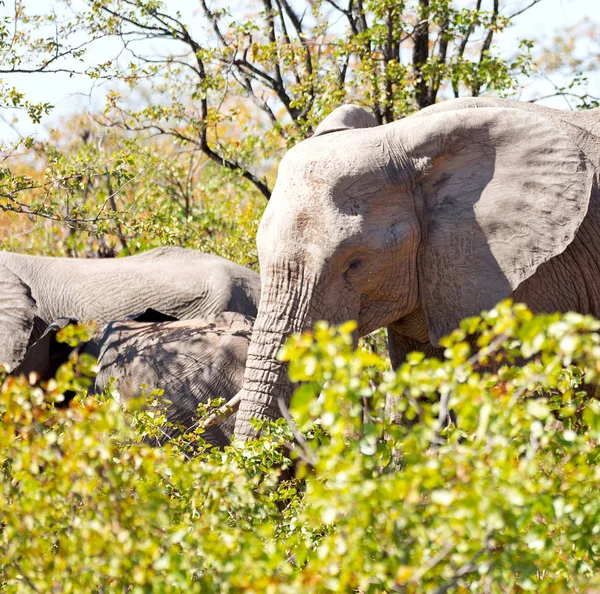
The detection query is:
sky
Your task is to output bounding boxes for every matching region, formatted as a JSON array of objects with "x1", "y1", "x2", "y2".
[
  {"x1": 1, "y1": 0, "x2": 598, "y2": 143},
  {"x1": 499, "y1": 0, "x2": 599, "y2": 104}
]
